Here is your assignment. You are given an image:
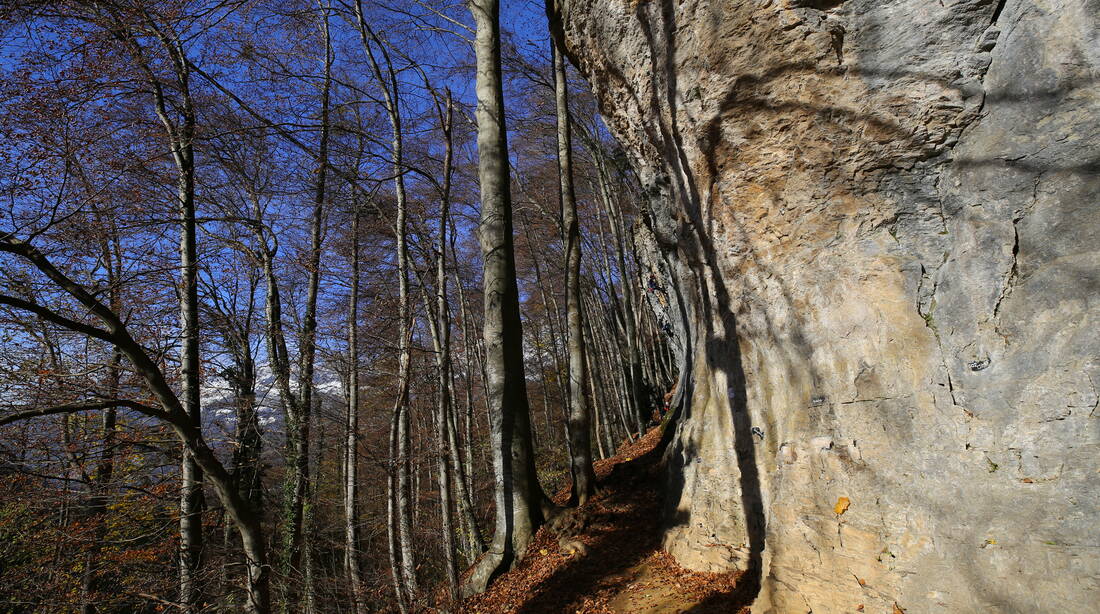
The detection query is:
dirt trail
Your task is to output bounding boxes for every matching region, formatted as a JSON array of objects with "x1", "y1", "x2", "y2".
[{"x1": 459, "y1": 427, "x2": 752, "y2": 614}]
